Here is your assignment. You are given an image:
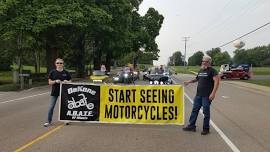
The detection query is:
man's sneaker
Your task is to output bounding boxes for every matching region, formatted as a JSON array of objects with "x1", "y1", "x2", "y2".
[
  {"x1": 201, "y1": 129, "x2": 210, "y2": 135},
  {"x1": 43, "y1": 122, "x2": 51, "y2": 127},
  {"x1": 182, "y1": 126, "x2": 196, "y2": 132}
]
